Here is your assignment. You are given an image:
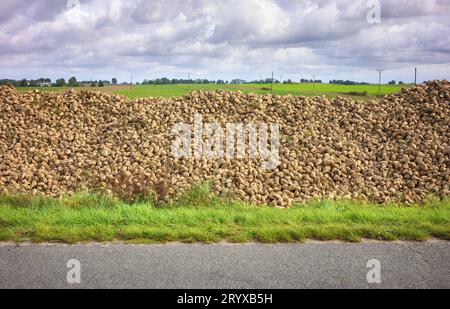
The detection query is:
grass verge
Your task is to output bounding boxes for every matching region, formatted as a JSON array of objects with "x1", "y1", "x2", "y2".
[{"x1": 0, "y1": 187, "x2": 449, "y2": 244}]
